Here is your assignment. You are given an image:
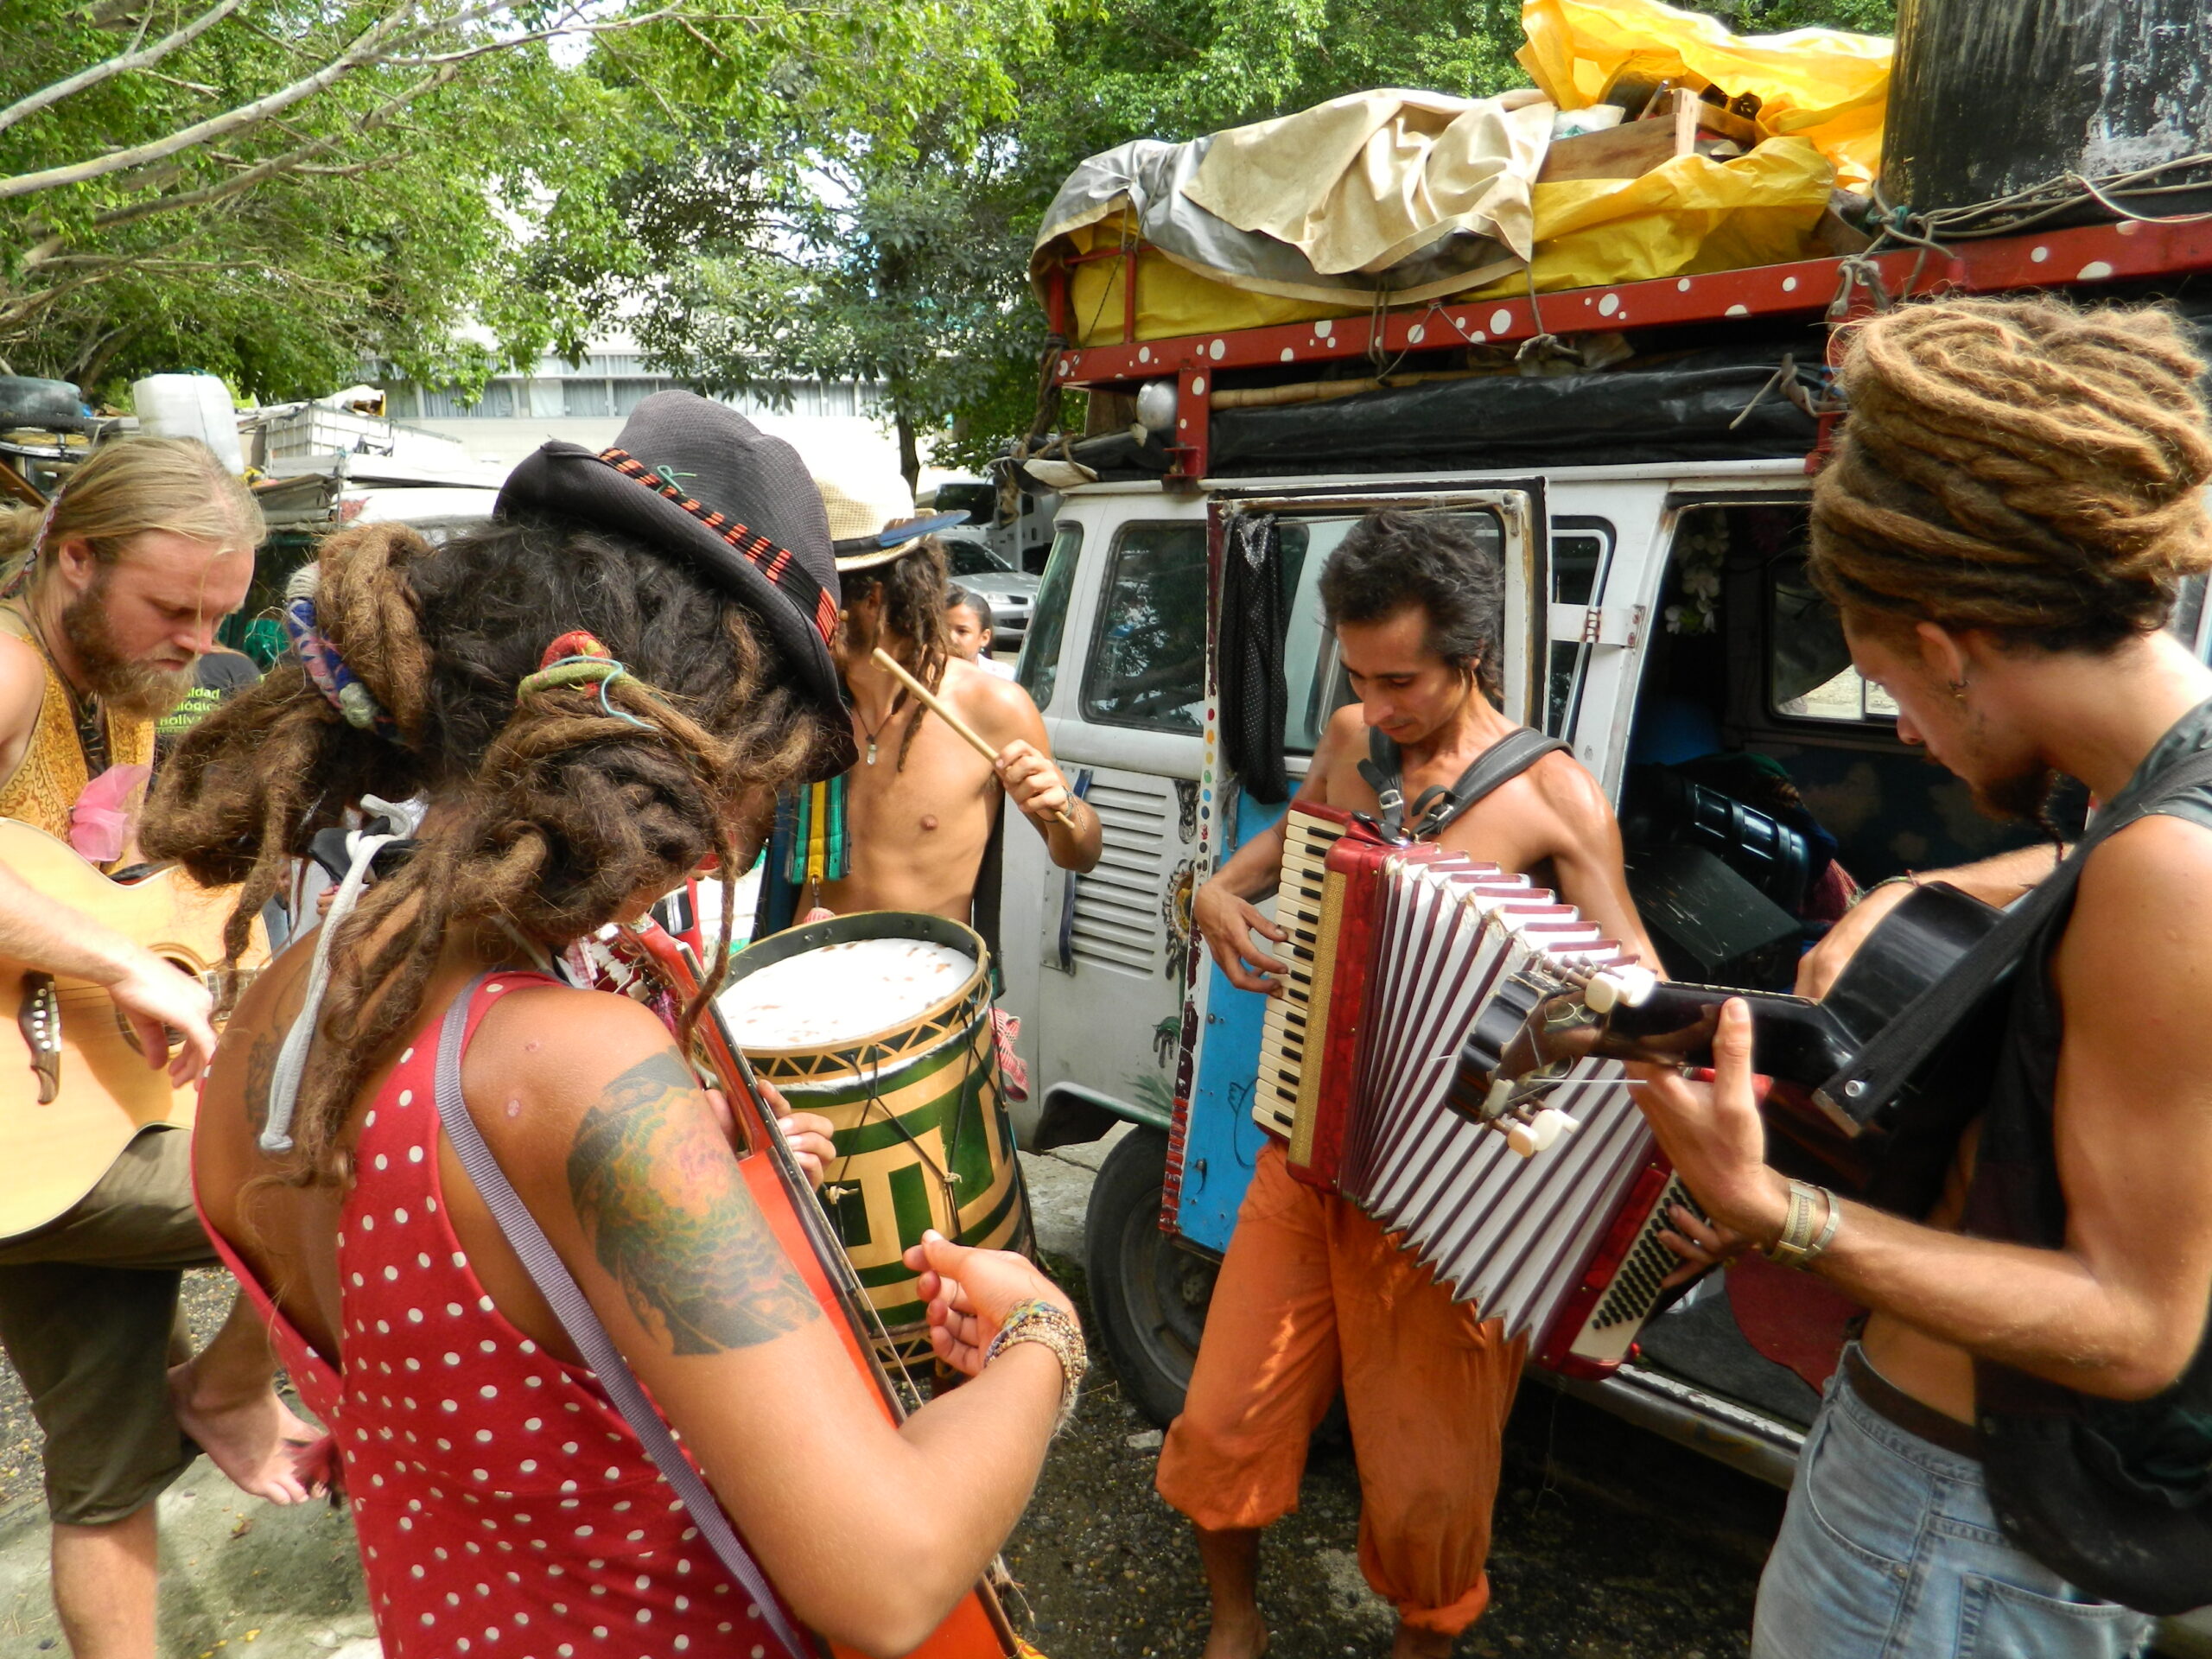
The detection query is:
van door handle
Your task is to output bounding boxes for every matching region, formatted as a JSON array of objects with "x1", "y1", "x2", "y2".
[{"x1": 1052, "y1": 769, "x2": 1096, "y2": 973}]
